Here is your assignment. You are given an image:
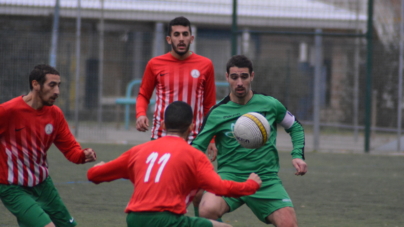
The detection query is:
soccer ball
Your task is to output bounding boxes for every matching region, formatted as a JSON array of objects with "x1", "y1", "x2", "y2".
[{"x1": 233, "y1": 112, "x2": 270, "y2": 149}]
